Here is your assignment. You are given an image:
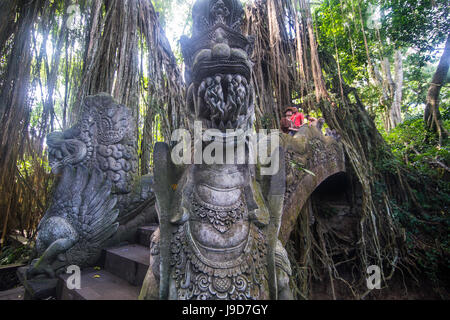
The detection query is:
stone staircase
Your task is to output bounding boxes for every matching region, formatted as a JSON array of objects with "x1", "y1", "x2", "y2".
[{"x1": 57, "y1": 224, "x2": 157, "y2": 300}]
